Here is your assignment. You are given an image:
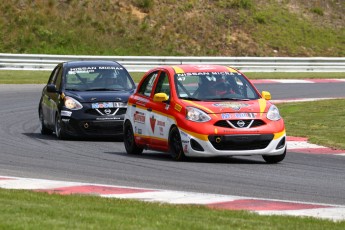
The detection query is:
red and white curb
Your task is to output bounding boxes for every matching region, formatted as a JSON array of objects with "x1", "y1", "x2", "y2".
[
  {"x1": 252, "y1": 79, "x2": 345, "y2": 84},
  {"x1": 1, "y1": 175, "x2": 345, "y2": 221},
  {"x1": 287, "y1": 136, "x2": 345, "y2": 155}
]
